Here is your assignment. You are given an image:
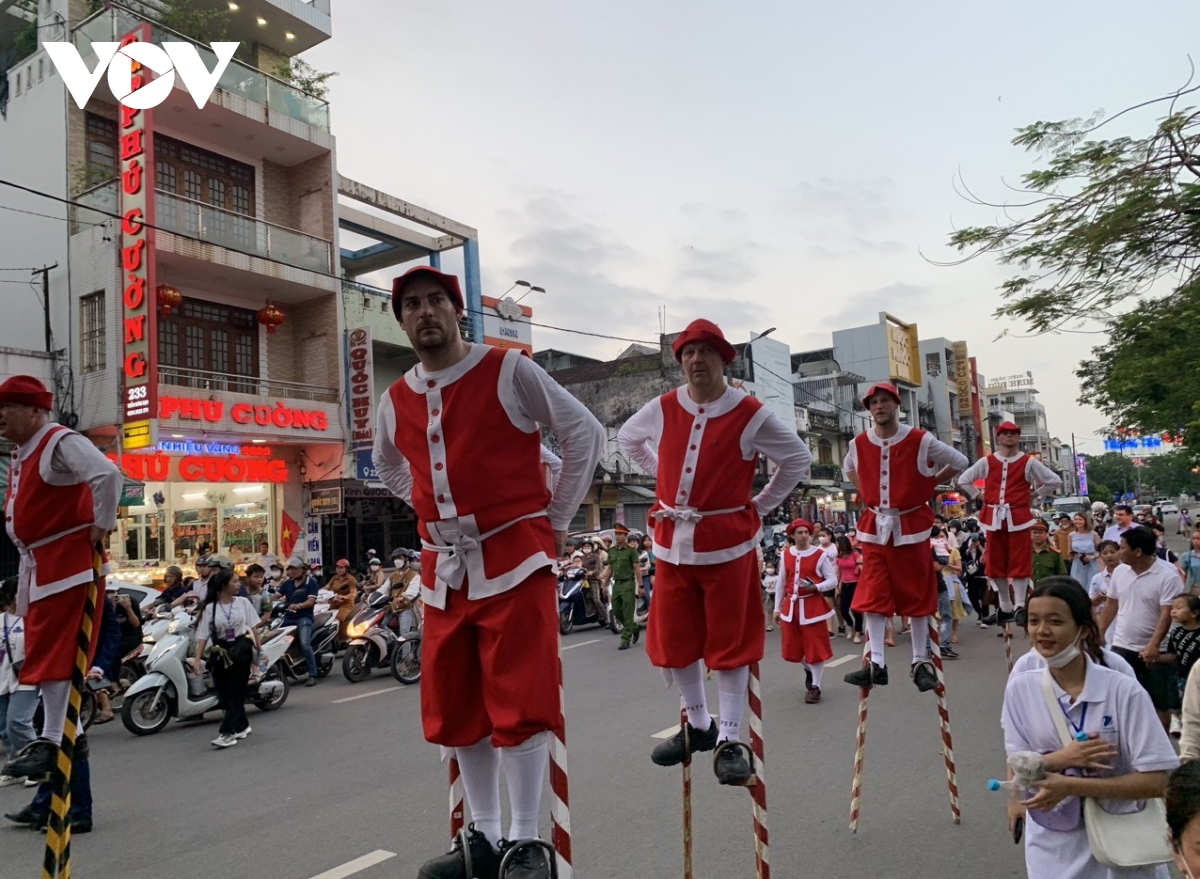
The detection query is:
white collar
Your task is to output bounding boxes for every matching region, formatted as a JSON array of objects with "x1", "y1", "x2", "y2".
[
  {"x1": 674, "y1": 384, "x2": 745, "y2": 418},
  {"x1": 992, "y1": 451, "x2": 1025, "y2": 462},
  {"x1": 404, "y1": 343, "x2": 489, "y2": 394},
  {"x1": 790, "y1": 544, "x2": 820, "y2": 556},
  {"x1": 15, "y1": 422, "x2": 58, "y2": 461},
  {"x1": 865, "y1": 423, "x2": 912, "y2": 447}
]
